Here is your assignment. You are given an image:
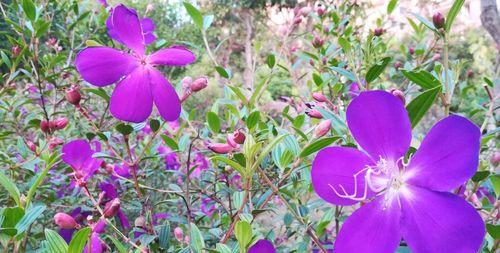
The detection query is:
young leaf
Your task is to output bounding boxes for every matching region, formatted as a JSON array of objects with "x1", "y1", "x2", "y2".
[
  {"x1": 161, "y1": 134, "x2": 179, "y2": 151},
  {"x1": 203, "y1": 15, "x2": 214, "y2": 31},
  {"x1": 412, "y1": 13, "x2": 437, "y2": 32},
  {"x1": 401, "y1": 69, "x2": 441, "y2": 90},
  {"x1": 22, "y1": 0, "x2": 36, "y2": 21},
  {"x1": 67, "y1": 227, "x2": 92, "y2": 253},
  {"x1": 445, "y1": 0, "x2": 465, "y2": 32},
  {"x1": 0, "y1": 173, "x2": 21, "y2": 207},
  {"x1": 15, "y1": 205, "x2": 46, "y2": 235},
  {"x1": 330, "y1": 66, "x2": 356, "y2": 82},
  {"x1": 365, "y1": 57, "x2": 391, "y2": 83},
  {"x1": 246, "y1": 111, "x2": 260, "y2": 130},
  {"x1": 183, "y1": 2, "x2": 203, "y2": 30},
  {"x1": 267, "y1": 54, "x2": 276, "y2": 68},
  {"x1": 215, "y1": 66, "x2": 230, "y2": 78},
  {"x1": 300, "y1": 137, "x2": 340, "y2": 158},
  {"x1": 189, "y1": 223, "x2": 205, "y2": 253},
  {"x1": 406, "y1": 87, "x2": 441, "y2": 128},
  {"x1": 206, "y1": 111, "x2": 221, "y2": 133},
  {"x1": 387, "y1": 0, "x2": 398, "y2": 14},
  {"x1": 45, "y1": 229, "x2": 68, "y2": 253},
  {"x1": 106, "y1": 235, "x2": 128, "y2": 253},
  {"x1": 234, "y1": 221, "x2": 252, "y2": 251}
]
